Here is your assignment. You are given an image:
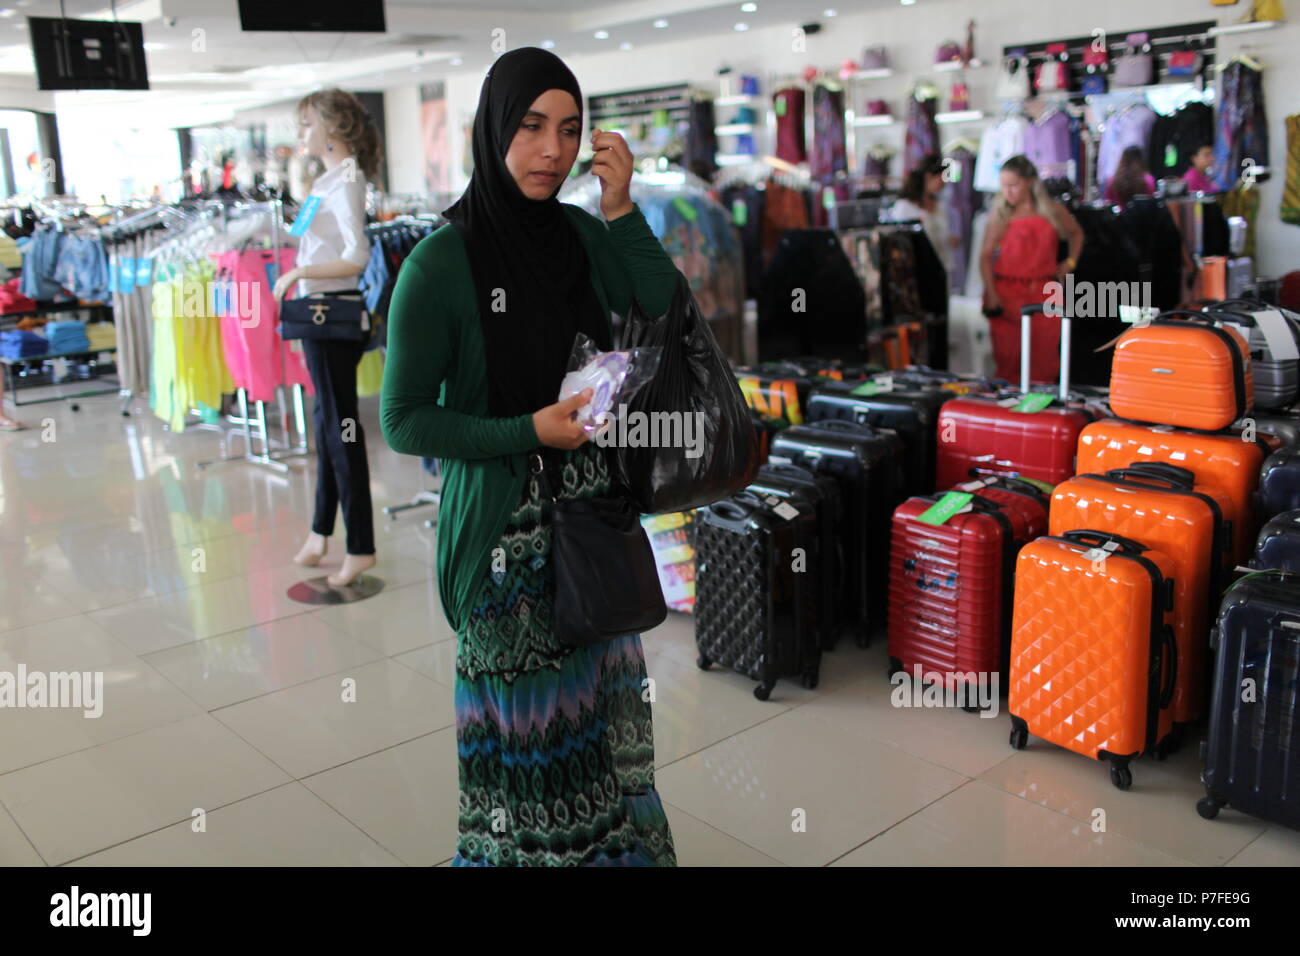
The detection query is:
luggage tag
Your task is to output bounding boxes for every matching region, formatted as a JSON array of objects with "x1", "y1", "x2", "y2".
[
  {"x1": 957, "y1": 478, "x2": 998, "y2": 492},
  {"x1": 916, "y1": 491, "x2": 974, "y2": 525},
  {"x1": 1118, "y1": 304, "x2": 1158, "y2": 327},
  {"x1": 763, "y1": 494, "x2": 800, "y2": 521},
  {"x1": 1013, "y1": 393, "x2": 1054, "y2": 413},
  {"x1": 851, "y1": 374, "x2": 893, "y2": 396},
  {"x1": 1083, "y1": 540, "x2": 1120, "y2": 569}
]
